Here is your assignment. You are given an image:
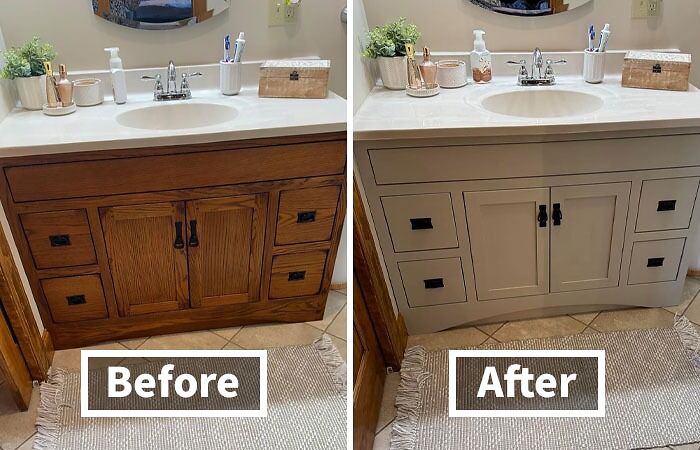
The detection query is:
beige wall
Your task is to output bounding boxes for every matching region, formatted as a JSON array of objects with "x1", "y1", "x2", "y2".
[
  {"x1": 353, "y1": 0, "x2": 375, "y2": 113},
  {"x1": 364, "y1": 0, "x2": 700, "y2": 86},
  {"x1": 0, "y1": 0, "x2": 347, "y2": 97},
  {"x1": 0, "y1": 24, "x2": 16, "y2": 120}
]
